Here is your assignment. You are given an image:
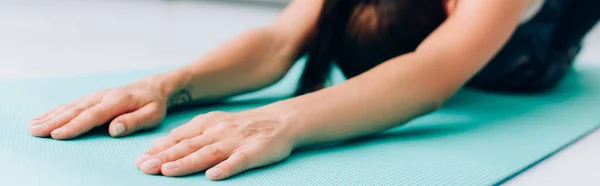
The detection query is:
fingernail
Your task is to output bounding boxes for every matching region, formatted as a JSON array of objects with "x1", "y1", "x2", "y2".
[
  {"x1": 30, "y1": 120, "x2": 41, "y2": 125},
  {"x1": 207, "y1": 167, "x2": 222, "y2": 179},
  {"x1": 33, "y1": 117, "x2": 51, "y2": 125},
  {"x1": 111, "y1": 123, "x2": 125, "y2": 136},
  {"x1": 136, "y1": 154, "x2": 151, "y2": 165},
  {"x1": 142, "y1": 158, "x2": 161, "y2": 169},
  {"x1": 162, "y1": 161, "x2": 181, "y2": 170},
  {"x1": 51, "y1": 128, "x2": 64, "y2": 136},
  {"x1": 30, "y1": 124, "x2": 48, "y2": 131}
]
